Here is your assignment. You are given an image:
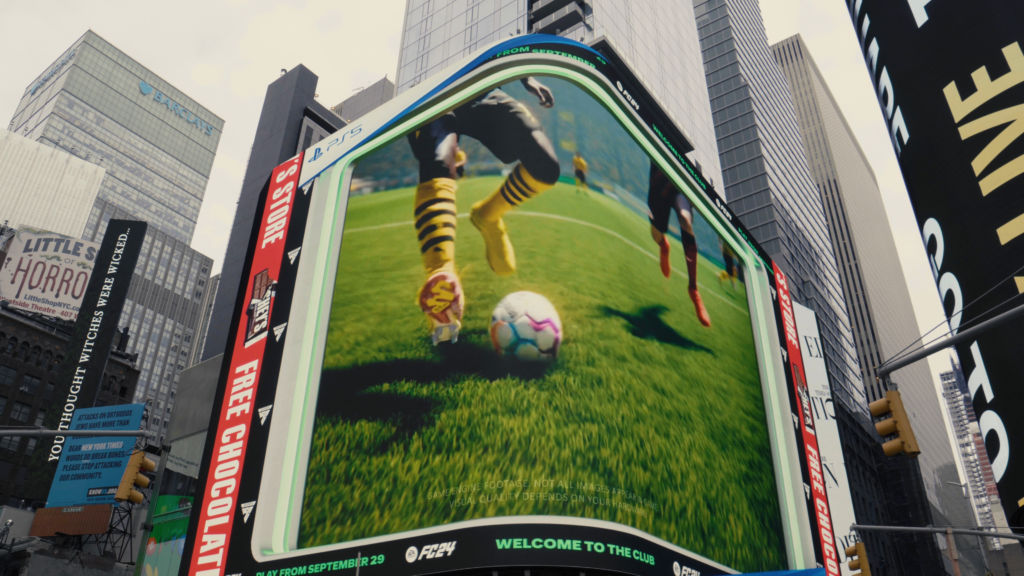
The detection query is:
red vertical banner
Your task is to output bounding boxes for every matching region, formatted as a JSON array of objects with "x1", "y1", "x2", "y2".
[
  {"x1": 773, "y1": 264, "x2": 840, "y2": 576},
  {"x1": 186, "y1": 154, "x2": 302, "y2": 576}
]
